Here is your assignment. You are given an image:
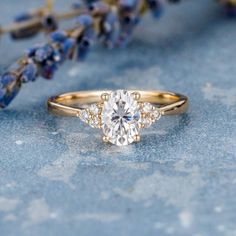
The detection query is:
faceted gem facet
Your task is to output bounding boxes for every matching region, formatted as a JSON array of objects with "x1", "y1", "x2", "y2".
[{"x1": 101, "y1": 90, "x2": 140, "y2": 146}]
